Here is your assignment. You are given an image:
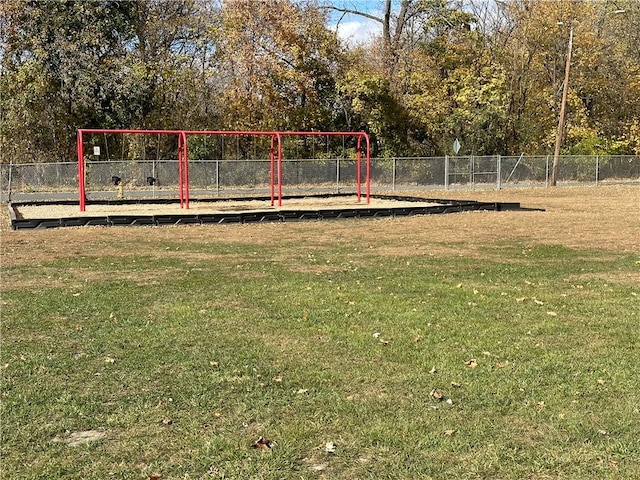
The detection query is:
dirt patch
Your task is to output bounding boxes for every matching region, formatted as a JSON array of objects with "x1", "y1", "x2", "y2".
[
  {"x1": 569, "y1": 271, "x2": 640, "y2": 287},
  {"x1": 2, "y1": 186, "x2": 638, "y2": 270},
  {"x1": 53, "y1": 429, "x2": 107, "y2": 446}
]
